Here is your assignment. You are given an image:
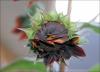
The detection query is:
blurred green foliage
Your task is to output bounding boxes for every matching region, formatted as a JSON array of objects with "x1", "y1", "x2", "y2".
[
  {"x1": 81, "y1": 22, "x2": 100, "y2": 34},
  {"x1": 89, "y1": 64, "x2": 100, "y2": 72},
  {"x1": 0, "y1": 59, "x2": 46, "y2": 72}
]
